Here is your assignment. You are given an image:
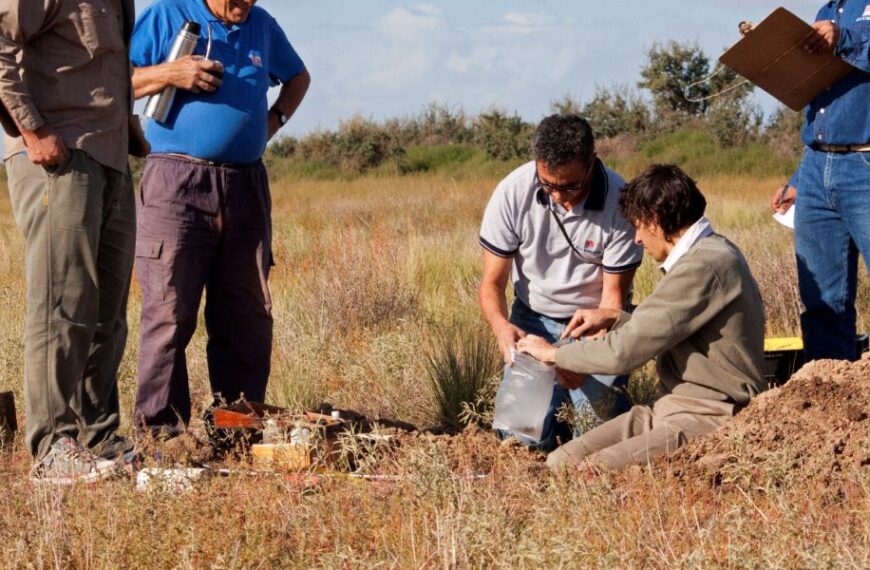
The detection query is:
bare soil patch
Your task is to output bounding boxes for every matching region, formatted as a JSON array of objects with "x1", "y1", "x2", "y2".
[{"x1": 662, "y1": 356, "x2": 870, "y2": 491}]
